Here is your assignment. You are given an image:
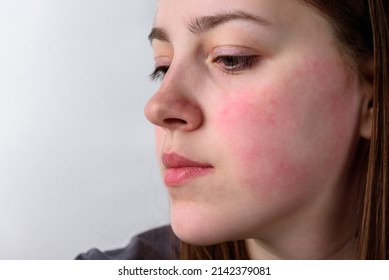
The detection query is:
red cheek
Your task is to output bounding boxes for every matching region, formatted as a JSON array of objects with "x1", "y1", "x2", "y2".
[
  {"x1": 211, "y1": 87, "x2": 310, "y2": 193},
  {"x1": 214, "y1": 89, "x2": 280, "y2": 134},
  {"x1": 212, "y1": 88, "x2": 297, "y2": 180}
]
